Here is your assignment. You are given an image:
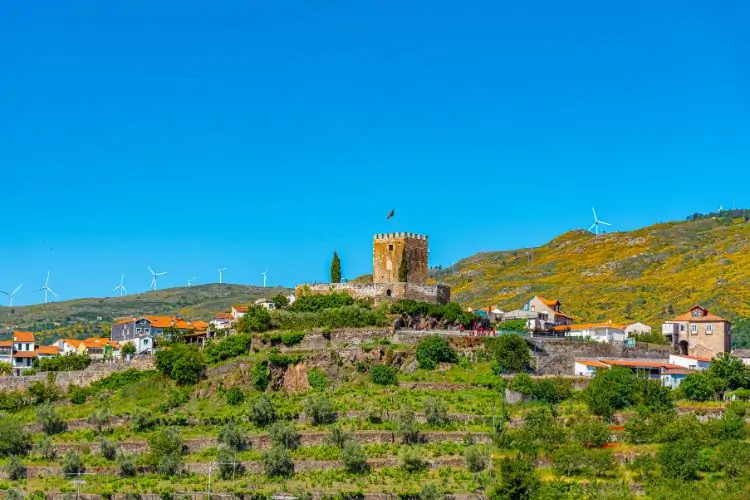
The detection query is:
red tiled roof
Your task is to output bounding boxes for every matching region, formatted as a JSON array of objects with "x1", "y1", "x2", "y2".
[
  {"x1": 670, "y1": 305, "x2": 727, "y2": 323},
  {"x1": 214, "y1": 313, "x2": 233, "y2": 320},
  {"x1": 37, "y1": 346, "x2": 60, "y2": 355},
  {"x1": 13, "y1": 331, "x2": 35, "y2": 342},
  {"x1": 13, "y1": 351, "x2": 37, "y2": 358},
  {"x1": 575, "y1": 360, "x2": 610, "y2": 367},
  {"x1": 144, "y1": 316, "x2": 174, "y2": 328},
  {"x1": 233, "y1": 305, "x2": 249, "y2": 313},
  {"x1": 0, "y1": 340, "x2": 13, "y2": 348},
  {"x1": 114, "y1": 318, "x2": 137, "y2": 325},
  {"x1": 601, "y1": 359, "x2": 682, "y2": 369}
]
